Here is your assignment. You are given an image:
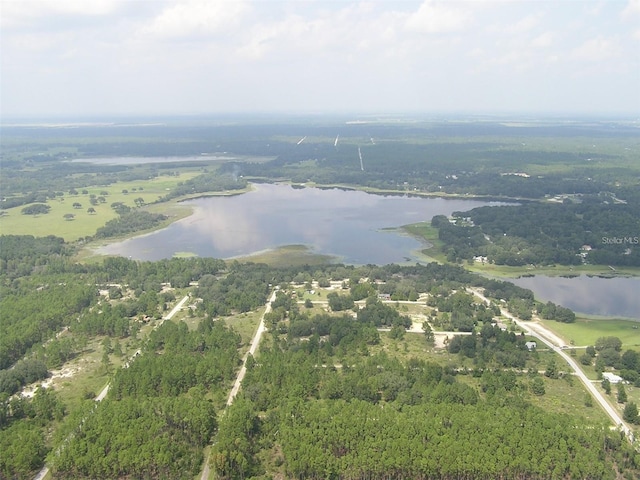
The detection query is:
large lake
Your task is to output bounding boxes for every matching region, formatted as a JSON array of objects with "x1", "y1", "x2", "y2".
[
  {"x1": 511, "y1": 275, "x2": 640, "y2": 320},
  {"x1": 99, "y1": 183, "x2": 508, "y2": 264},
  {"x1": 98, "y1": 183, "x2": 638, "y2": 318}
]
